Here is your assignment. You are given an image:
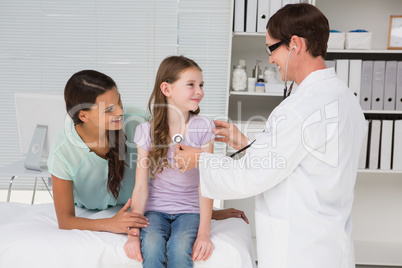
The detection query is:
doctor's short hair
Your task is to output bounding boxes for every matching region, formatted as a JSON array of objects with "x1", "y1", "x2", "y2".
[{"x1": 267, "y1": 3, "x2": 329, "y2": 58}]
